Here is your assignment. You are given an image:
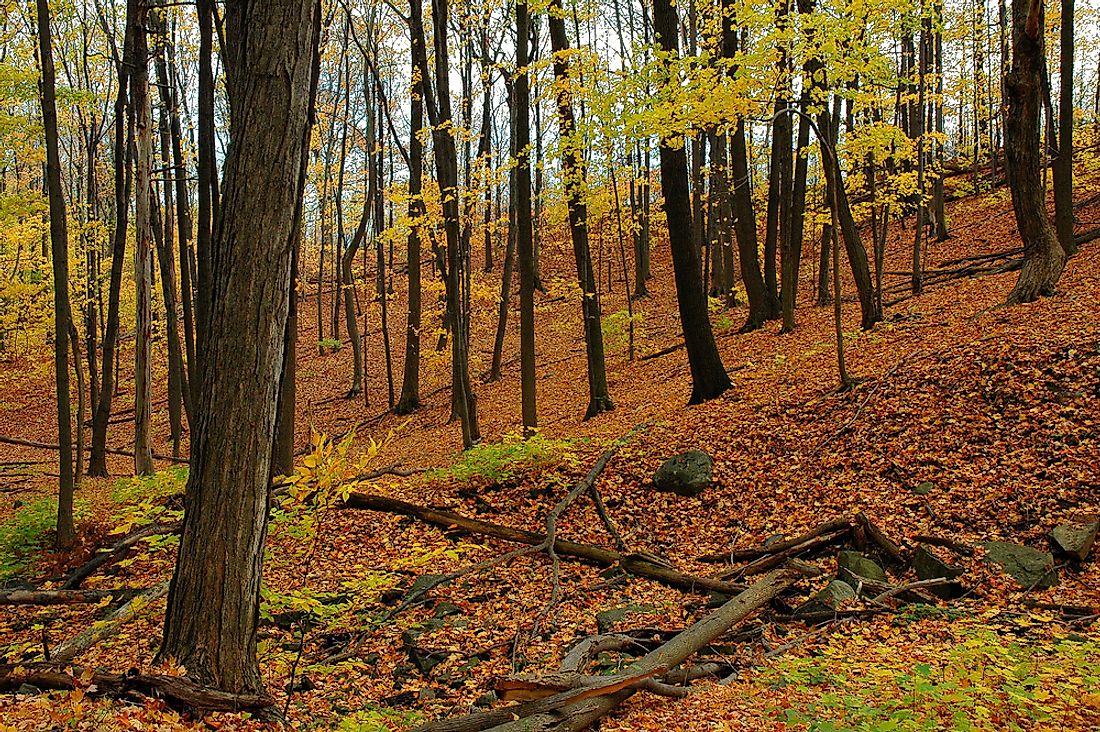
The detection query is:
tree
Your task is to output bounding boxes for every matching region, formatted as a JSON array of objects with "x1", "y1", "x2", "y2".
[
  {"x1": 653, "y1": 0, "x2": 731, "y2": 404},
  {"x1": 1004, "y1": 0, "x2": 1065, "y2": 303},
  {"x1": 517, "y1": 0, "x2": 537, "y2": 433},
  {"x1": 1053, "y1": 0, "x2": 1075, "y2": 256},
  {"x1": 35, "y1": 0, "x2": 76, "y2": 549},
  {"x1": 160, "y1": 0, "x2": 319, "y2": 695},
  {"x1": 547, "y1": 0, "x2": 614, "y2": 419}
]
